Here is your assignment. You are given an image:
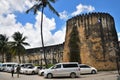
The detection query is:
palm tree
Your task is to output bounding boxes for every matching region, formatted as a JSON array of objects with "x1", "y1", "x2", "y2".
[
  {"x1": 10, "y1": 32, "x2": 30, "y2": 63},
  {"x1": 0, "y1": 34, "x2": 9, "y2": 63},
  {"x1": 26, "y1": 0, "x2": 59, "y2": 68}
]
